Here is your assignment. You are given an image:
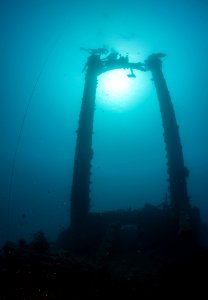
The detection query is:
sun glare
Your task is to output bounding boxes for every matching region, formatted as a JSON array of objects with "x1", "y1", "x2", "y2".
[
  {"x1": 100, "y1": 70, "x2": 130, "y2": 97},
  {"x1": 97, "y1": 69, "x2": 150, "y2": 110}
]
